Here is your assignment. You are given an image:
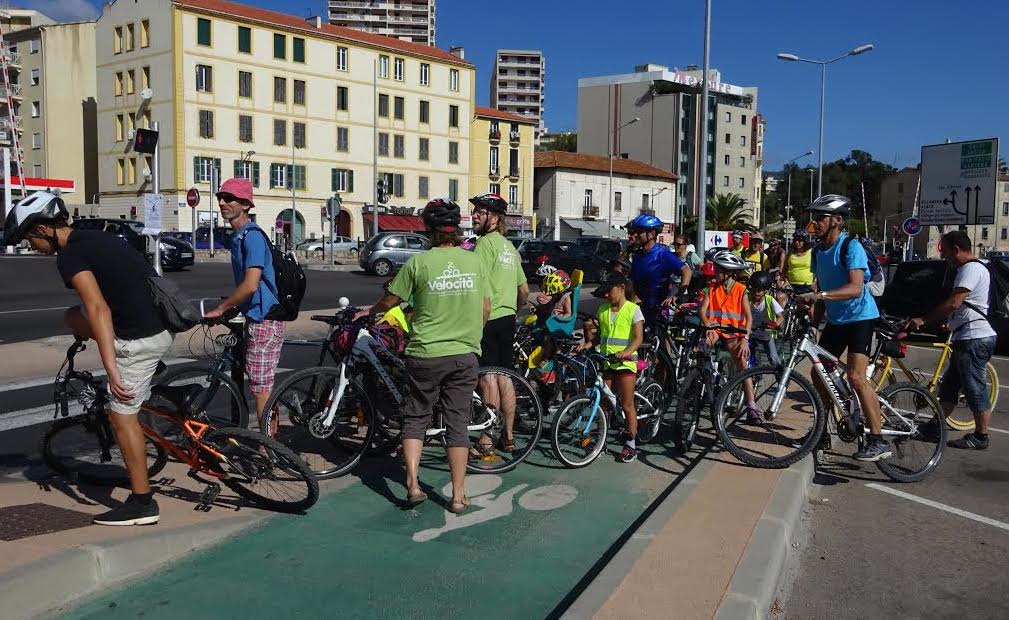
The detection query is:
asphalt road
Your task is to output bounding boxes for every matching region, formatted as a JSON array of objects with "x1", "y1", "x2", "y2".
[{"x1": 0, "y1": 256, "x2": 385, "y2": 345}]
